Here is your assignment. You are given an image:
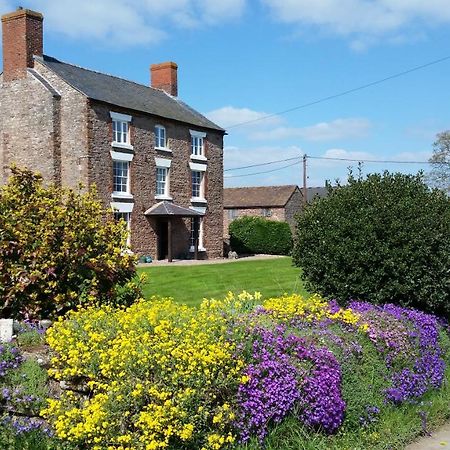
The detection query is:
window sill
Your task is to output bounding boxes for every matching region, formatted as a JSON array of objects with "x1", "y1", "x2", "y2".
[
  {"x1": 112, "y1": 142, "x2": 134, "y2": 151},
  {"x1": 190, "y1": 154, "x2": 207, "y2": 162},
  {"x1": 189, "y1": 246, "x2": 206, "y2": 252},
  {"x1": 155, "y1": 195, "x2": 173, "y2": 201},
  {"x1": 190, "y1": 197, "x2": 207, "y2": 204},
  {"x1": 112, "y1": 192, "x2": 134, "y2": 200},
  {"x1": 155, "y1": 147, "x2": 172, "y2": 153}
]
